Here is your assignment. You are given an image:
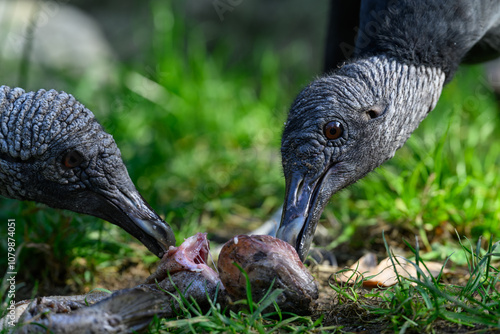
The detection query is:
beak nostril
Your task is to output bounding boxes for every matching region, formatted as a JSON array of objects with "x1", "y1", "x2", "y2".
[{"x1": 295, "y1": 179, "x2": 304, "y2": 202}]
